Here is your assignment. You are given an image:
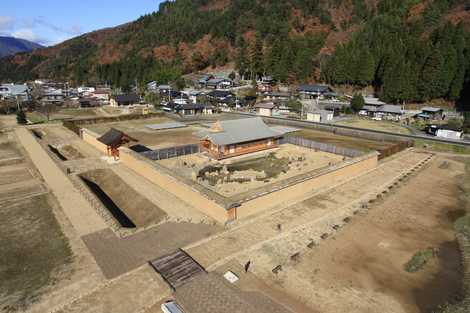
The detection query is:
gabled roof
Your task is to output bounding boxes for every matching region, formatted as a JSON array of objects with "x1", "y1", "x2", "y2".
[
  {"x1": 207, "y1": 78, "x2": 231, "y2": 85},
  {"x1": 364, "y1": 97, "x2": 386, "y2": 106},
  {"x1": 198, "y1": 75, "x2": 214, "y2": 83},
  {"x1": 421, "y1": 107, "x2": 443, "y2": 113},
  {"x1": 113, "y1": 94, "x2": 140, "y2": 103},
  {"x1": 201, "y1": 117, "x2": 281, "y2": 146},
  {"x1": 175, "y1": 103, "x2": 208, "y2": 110},
  {"x1": 0, "y1": 84, "x2": 28, "y2": 95},
  {"x1": 298, "y1": 84, "x2": 331, "y2": 93},
  {"x1": 207, "y1": 90, "x2": 234, "y2": 99},
  {"x1": 98, "y1": 128, "x2": 137, "y2": 146},
  {"x1": 98, "y1": 128, "x2": 125, "y2": 146},
  {"x1": 377, "y1": 104, "x2": 402, "y2": 114},
  {"x1": 254, "y1": 102, "x2": 276, "y2": 109}
]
